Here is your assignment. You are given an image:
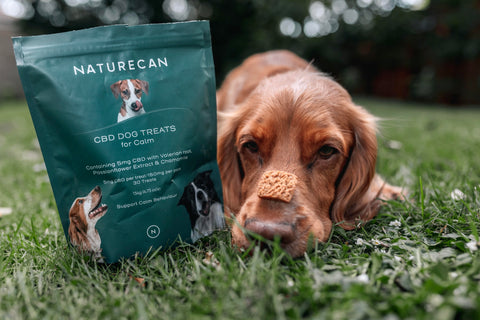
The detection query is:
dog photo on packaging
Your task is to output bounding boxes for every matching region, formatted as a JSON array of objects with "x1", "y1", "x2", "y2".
[
  {"x1": 68, "y1": 186, "x2": 108, "y2": 260},
  {"x1": 111, "y1": 79, "x2": 149, "y2": 123},
  {"x1": 178, "y1": 170, "x2": 225, "y2": 242}
]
